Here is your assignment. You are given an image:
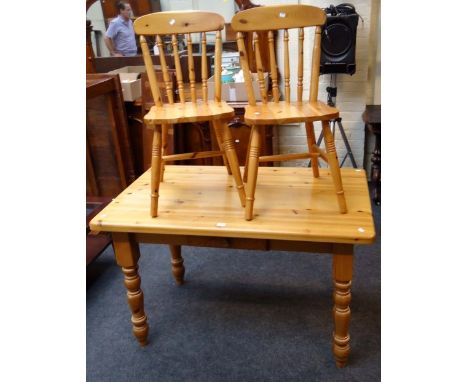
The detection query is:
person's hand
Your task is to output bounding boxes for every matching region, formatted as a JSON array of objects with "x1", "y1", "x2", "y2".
[{"x1": 112, "y1": 52, "x2": 123, "y2": 57}]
